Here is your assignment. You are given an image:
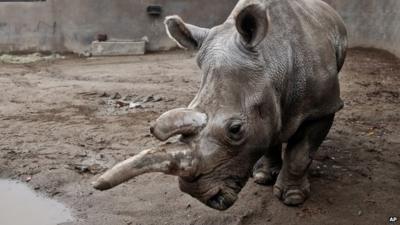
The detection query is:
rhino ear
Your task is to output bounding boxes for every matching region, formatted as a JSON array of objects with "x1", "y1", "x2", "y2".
[
  {"x1": 235, "y1": 4, "x2": 268, "y2": 48},
  {"x1": 165, "y1": 15, "x2": 210, "y2": 50}
]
